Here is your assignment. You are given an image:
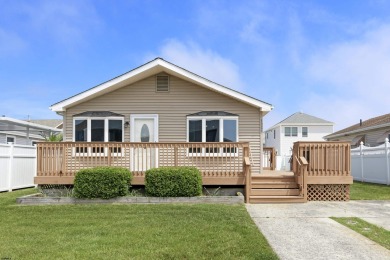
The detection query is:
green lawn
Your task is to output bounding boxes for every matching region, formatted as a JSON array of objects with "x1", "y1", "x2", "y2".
[
  {"x1": 350, "y1": 181, "x2": 390, "y2": 200},
  {"x1": 0, "y1": 189, "x2": 278, "y2": 260},
  {"x1": 331, "y1": 217, "x2": 390, "y2": 250}
]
